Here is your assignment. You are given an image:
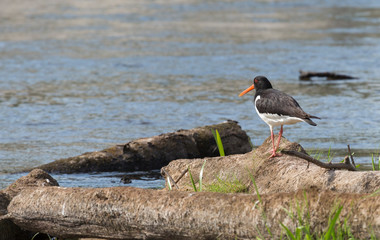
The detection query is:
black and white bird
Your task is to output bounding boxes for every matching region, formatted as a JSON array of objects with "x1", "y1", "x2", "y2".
[{"x1": 239, "y1": 76, "x2": 320, "y2": 158}]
